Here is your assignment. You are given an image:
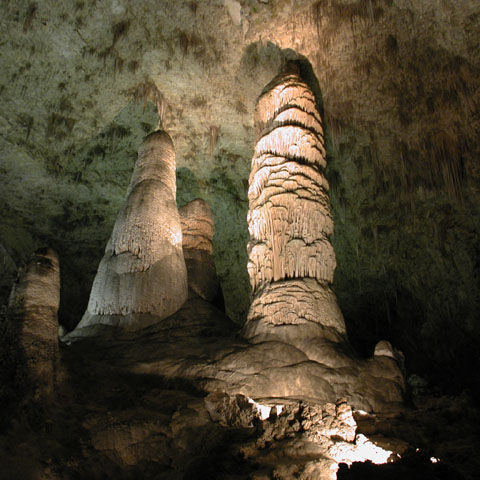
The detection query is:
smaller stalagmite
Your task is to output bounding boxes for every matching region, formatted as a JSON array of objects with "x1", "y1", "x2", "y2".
[
  {"x1": 73, "y1": 131, "x2": 188, "y2": 333},
  {"x1": 179, "y1": 198, "x2": 222, "y2": 303},
  {"x1": 5, "y1": 248, "x2": 60, "y2": 401}
]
